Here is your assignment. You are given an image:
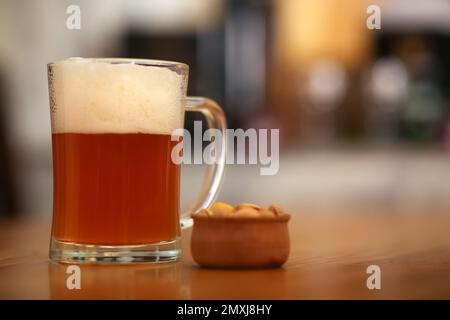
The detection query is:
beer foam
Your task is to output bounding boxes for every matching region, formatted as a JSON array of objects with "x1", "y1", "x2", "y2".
[{"x1": 50, "y1": 58, "x2": 186, "y2": 134}]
